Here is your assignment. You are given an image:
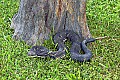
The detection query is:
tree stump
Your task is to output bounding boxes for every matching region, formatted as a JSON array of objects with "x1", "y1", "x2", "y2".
[{"x1": 11, "y1": 0, "x2": 91, "y2": 45}]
